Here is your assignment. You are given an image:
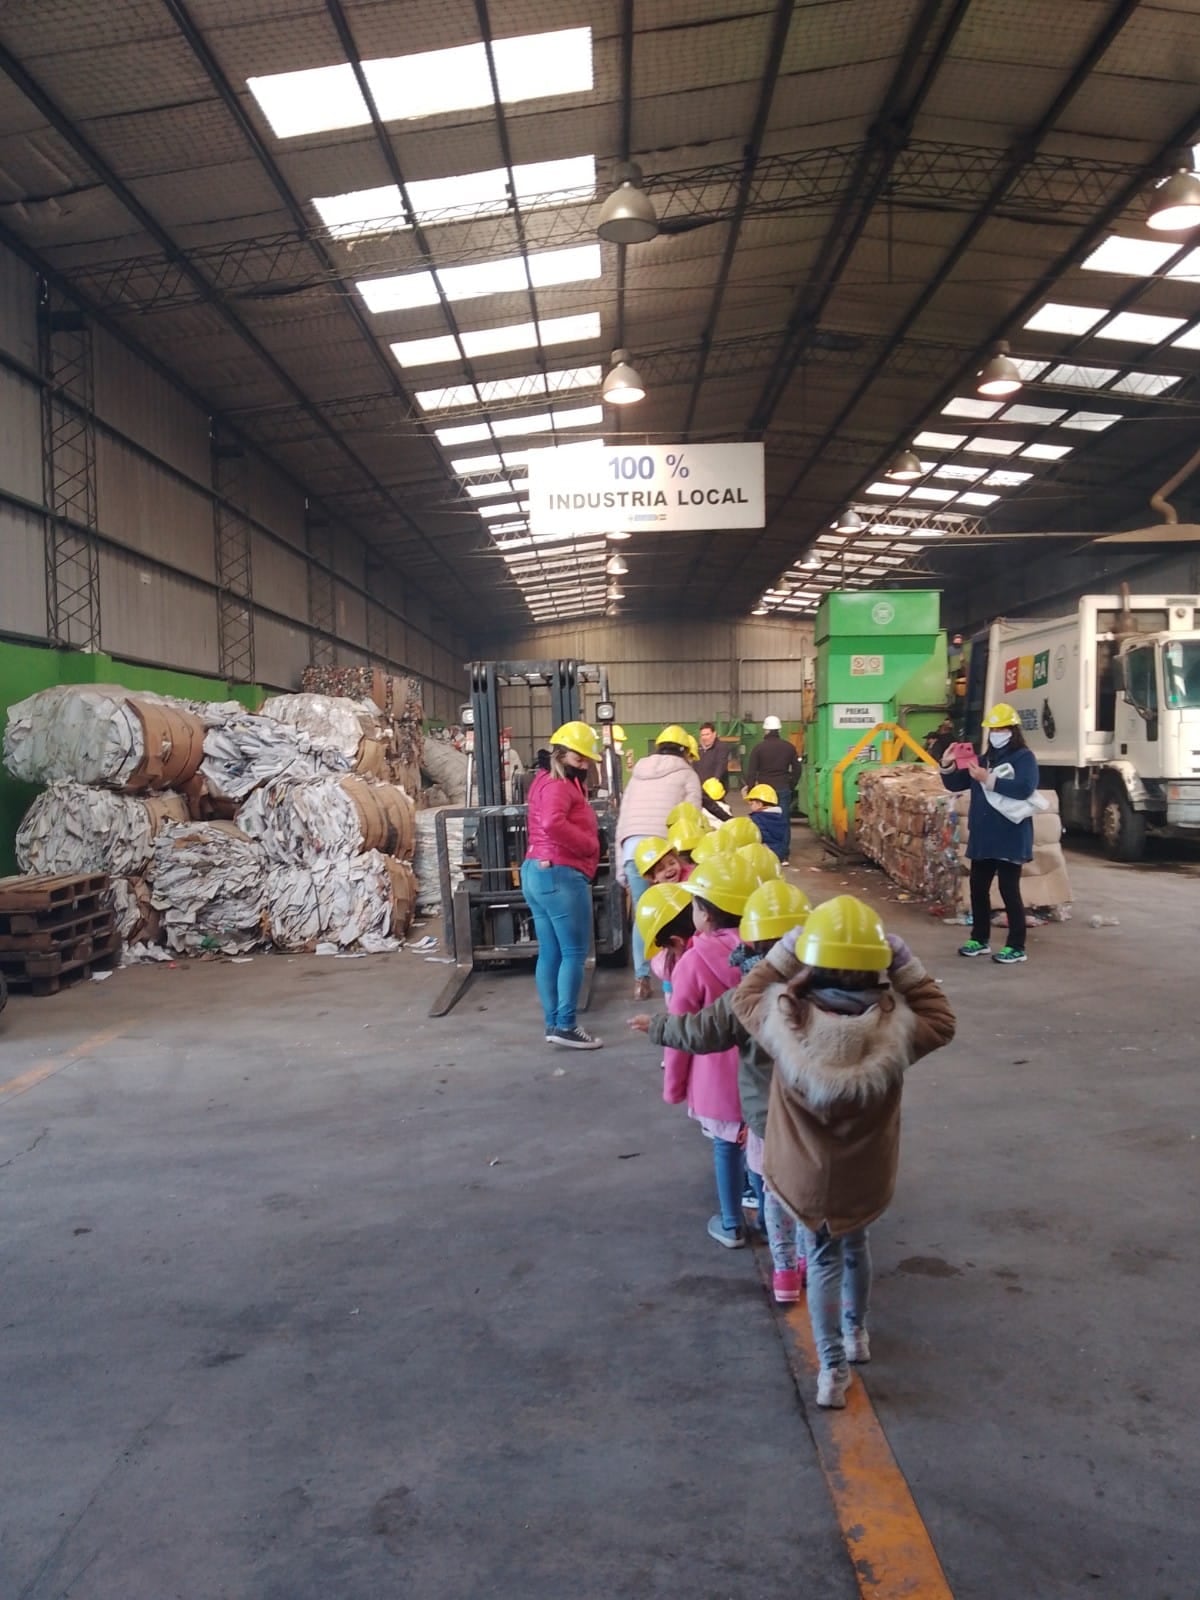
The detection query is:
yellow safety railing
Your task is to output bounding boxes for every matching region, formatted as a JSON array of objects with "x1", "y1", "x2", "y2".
[{"x1": 831, "y1": 722, "x2": 940, "y2": 845}]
